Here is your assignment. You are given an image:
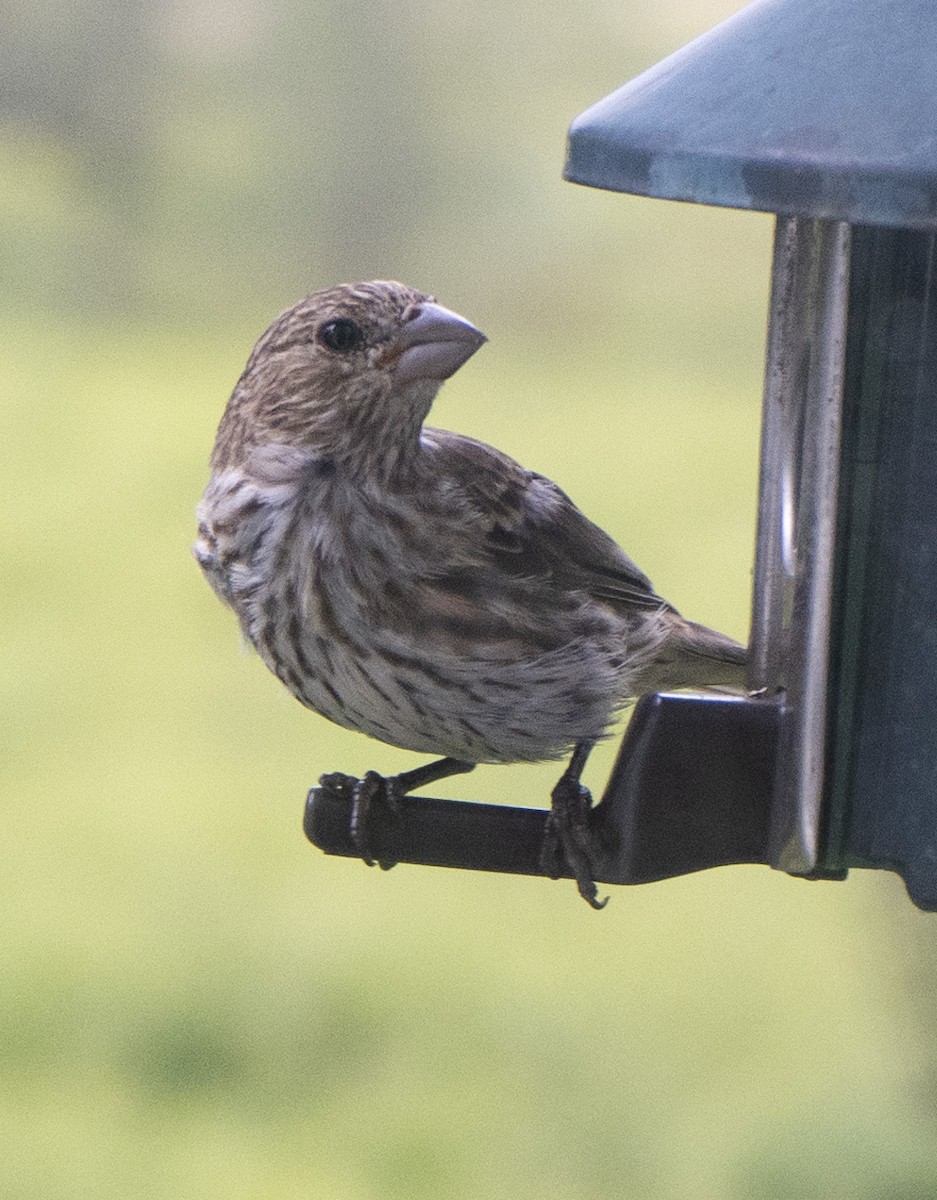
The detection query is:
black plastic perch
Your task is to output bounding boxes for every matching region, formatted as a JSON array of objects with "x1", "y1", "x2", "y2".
[
  {"x1": 308, "y1": 0, "x2": 937, "y2": 909},
  {"x1": 305, "y1": 693, "x2": 781, "y2": 885}
]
